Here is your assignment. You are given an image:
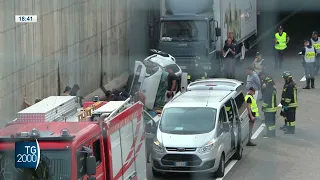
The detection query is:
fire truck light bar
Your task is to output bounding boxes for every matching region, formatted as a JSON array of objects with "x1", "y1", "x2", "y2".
[{"x1": 0, "y1": 128, "x2": 75, "y2": 142}]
